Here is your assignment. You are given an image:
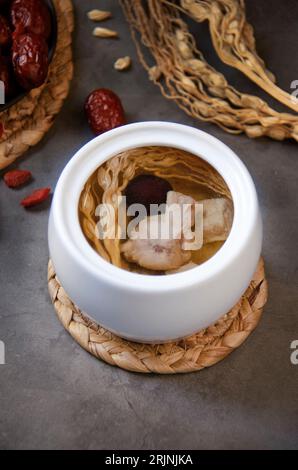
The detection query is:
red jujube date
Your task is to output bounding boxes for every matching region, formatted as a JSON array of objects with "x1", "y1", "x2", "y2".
[
  {"x1": 11, "y1": 0, "x2": 51, "y2": 39},
  {"x1": 85, "y1": 89, "x2": 126, "y2": 135},
  {"x1": 12, "y1": 32, "x2": 49, "y2": 90},
  {"x1": 125, "y1": 175, "x2": 173, "y2": 213}
]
